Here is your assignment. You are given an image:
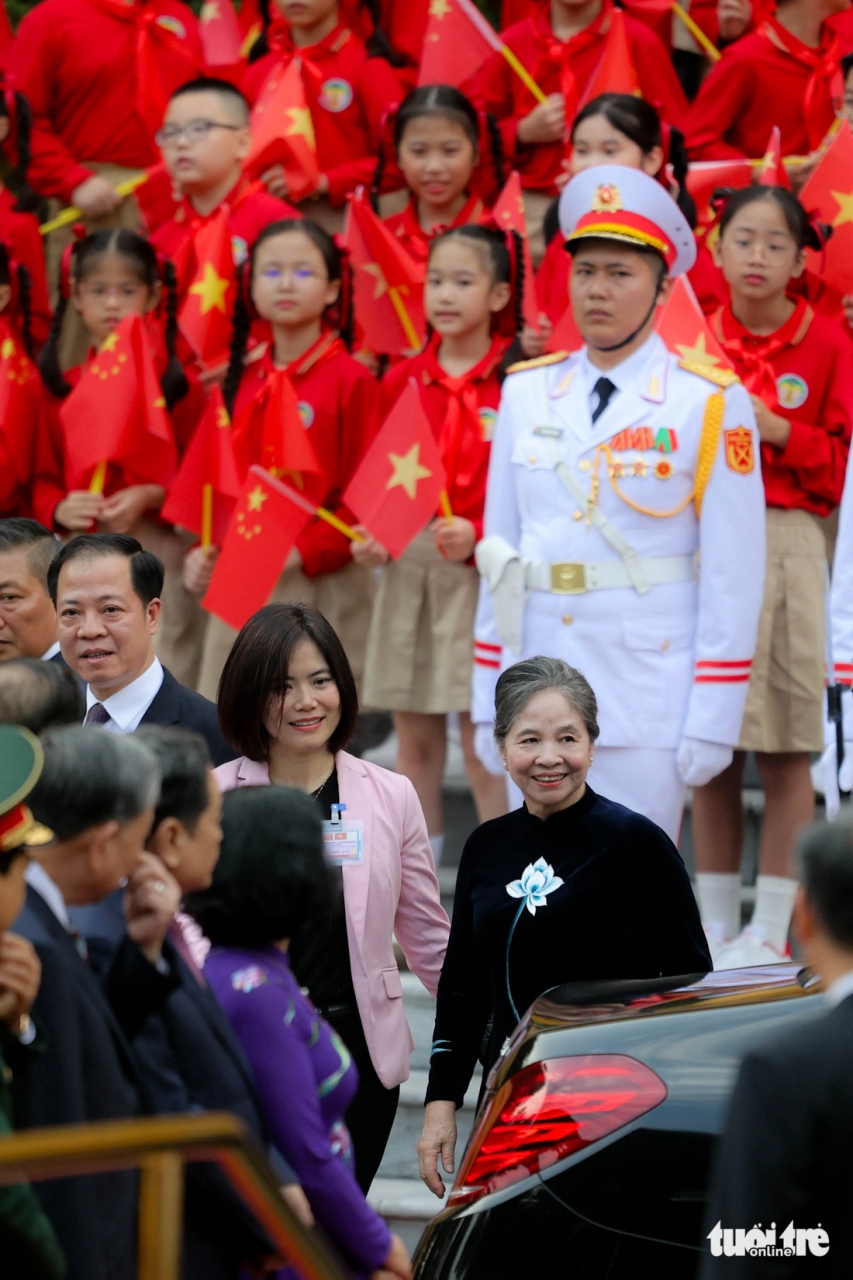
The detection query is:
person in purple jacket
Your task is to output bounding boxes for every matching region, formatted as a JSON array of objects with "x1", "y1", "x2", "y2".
[{"x1": 184, "y1": 785, "x2": 411, "y2": 1280}]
